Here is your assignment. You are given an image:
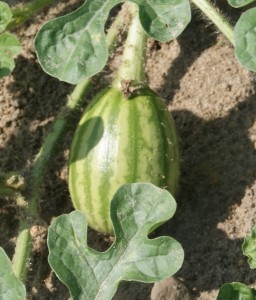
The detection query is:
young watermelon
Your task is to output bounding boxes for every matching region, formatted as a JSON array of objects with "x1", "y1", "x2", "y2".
[{"x1": 69, "y1": 87, "x2": 179, "y2": 234}]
